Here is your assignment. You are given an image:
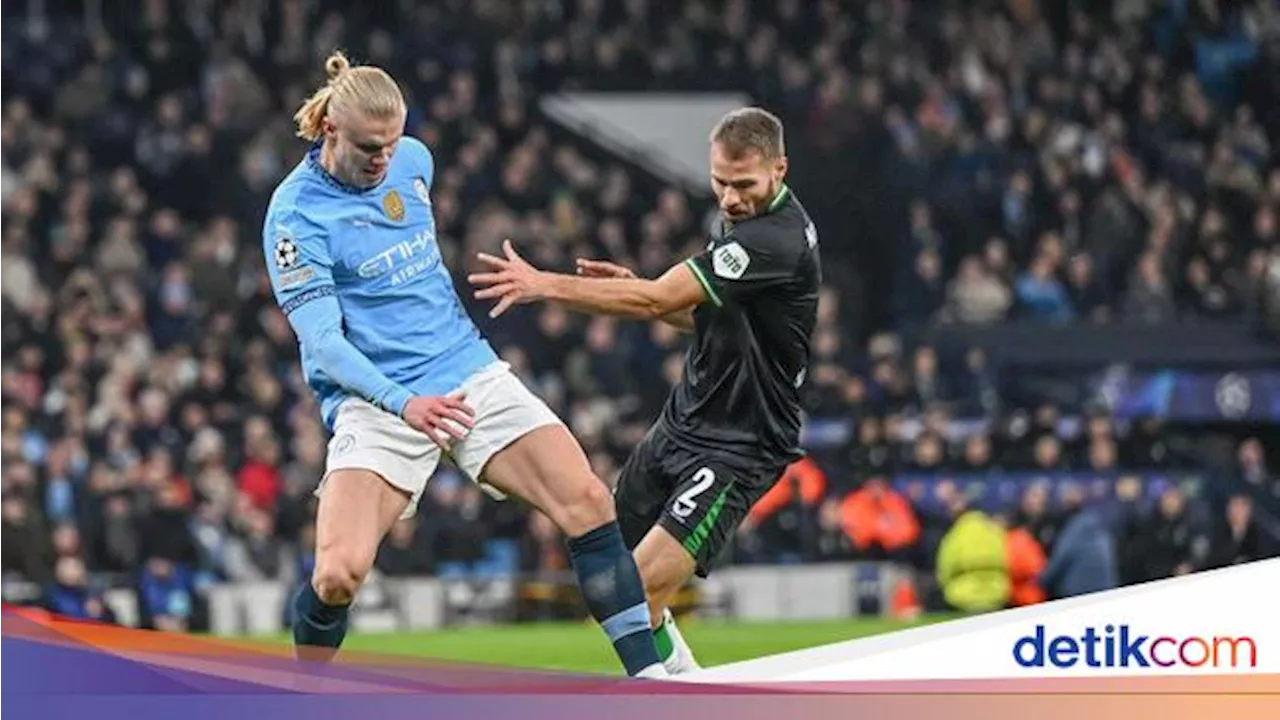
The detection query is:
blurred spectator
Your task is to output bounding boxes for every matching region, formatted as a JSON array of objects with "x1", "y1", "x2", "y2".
[
  {"x1": 910, "y1": 347, "x2": 950, "y2": 408},
  {"x1": 238, "y1": 418, "x2": 283, "y2": 512},
  {"x1": 847, "y1": 417, "x2": 895, "y2": 480},
  {"x1": 1110, "y1": 475, "x2": 1148, "y2": 585},
  {"x1": 897, "y1": 248, "x2": 945, "y2": 327},
  {"x1": 376, "y1": 519, "x2": 434, "y2": 577},
  {"x1": 960, "y1": 434, "x2": 997, "y2": 472},
  {"x1": 954, "y1": 348, "x2": 998, "y2": 417},
  {"x1": 2, "y1": 493, "x2": 54, "y2": 585},
  {"x1": 1005, "y1": 522, "x2": 1048, "y2": 607},
  {"x1": 1031, "y1": 436, "x2": 1067, "y2": 473},
  {"x1": 1015, "y1": 483, "x2": 1063, "y2": 554},
  {"x1": 942, "y1": 257, "x2": 1012, "y2": 325},
  {"x1": 1065, "y1": 252, "x2": 1110, "y2": 322},
  {"x1": 1039, "y1": 505, "x2": 1119, "y2": 600},
  {"x1": 1123, "y1": 418, "x2": 1174, "y2": 469},
  {"x1": 425, "y1": 475, "x2": 492, "y2": 576},
  {"x1": 520, "y1": 511, "x2": 569, "y2": 575},
  {"x1": 744, "y1": 457, "x2": 826, "y2": 533},
  {"x1": 1124, "y1": 252, "x2": 1178, "y2": 324},
  {"x1": 137, "y1": 481, "x2": 196, "y2": 572},
  {"x1": 1208, "y1": 495, "x2": 1269, "y2": 569},
  {"x1": 936, "y1": 504, "x2": 1010, "y2": 613},
  {"x1": 43, "y1": 556, "x2": 116, "y2": 623},
  {"x1": 1131, "y1": 488, "x2": 1209, "y2": 582},
  {"x1": 1015, "y1": 255, "x2": 1074, "y2": 323},
  {"x1": 1237, "y1": 438, "x2": 1277, "y2": 498},
  {"x1": 837, "y1": 476, "x2": 920, "y2": 560},
  {"x1": 223, "y1": 508, "x2": 294, "y2": 583},
  {"x1": 139, "y1": 558, "x2": 195, "y2": 632},
  {"x1": 909, "y1": 433, "x2": 948, "y2": 473}
]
